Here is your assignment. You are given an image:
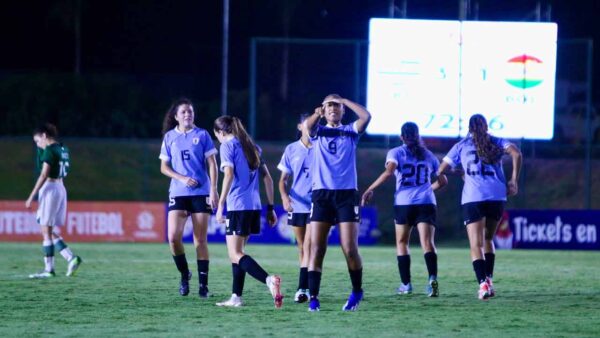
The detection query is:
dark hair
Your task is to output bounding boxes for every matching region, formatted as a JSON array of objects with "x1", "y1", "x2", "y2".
[
  {"x1": 33, "y1": 123, "x2": 59, "y2": 139},
  {"x1": 214, "y1": 115, "x2": 261, "y2": 170},
  {"x1": 469, "y1": 114, "x2": 503, "y2": 164},
  {"x1": 401, "y1": 122, "x2": 426, "y2": 161},
  {"x1": 162, "y1": 97, "x2": 193, "y2": 135},
  {"x1": 296, "y1": 113, "x2": 310, "y2": 139}
]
